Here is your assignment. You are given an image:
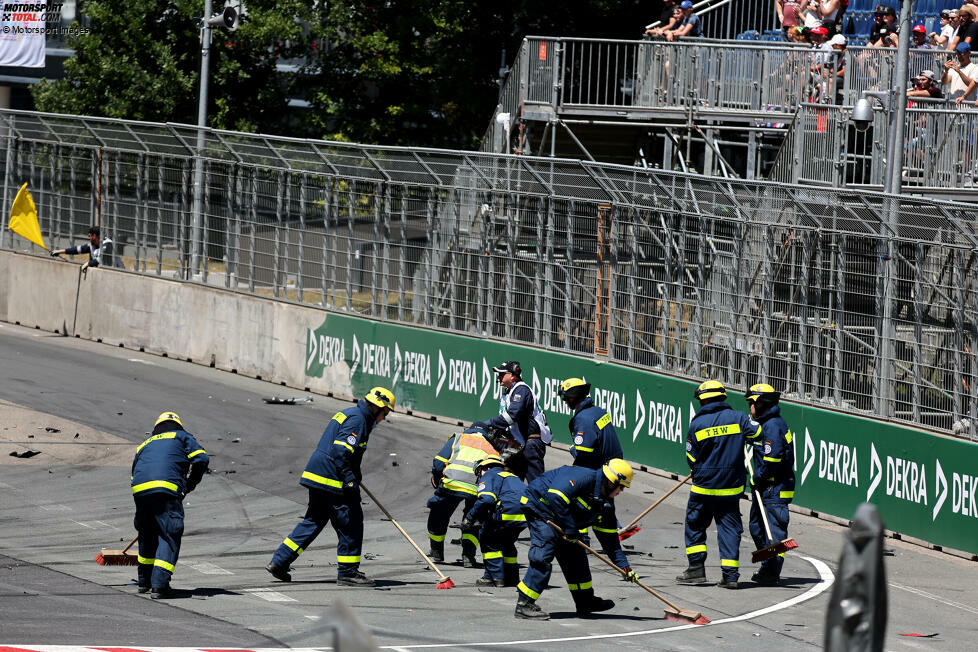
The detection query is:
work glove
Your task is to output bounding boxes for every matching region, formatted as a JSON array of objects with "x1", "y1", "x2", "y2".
[
  {"x1": 81, "y1": 261, "x2": 90, "y2": 272},
  {"x1": 562, "y1": 534, "x2": 580, "y2": 545},
  {"x1": 430, "y1": 473, "x2": 440, "y2": 490},
  {"x1": 622, "y1": 567, "x2": 638, "y2": 583},
  {"x1": 50, "y1": 249, "x2": 61, "y2": 257}
]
